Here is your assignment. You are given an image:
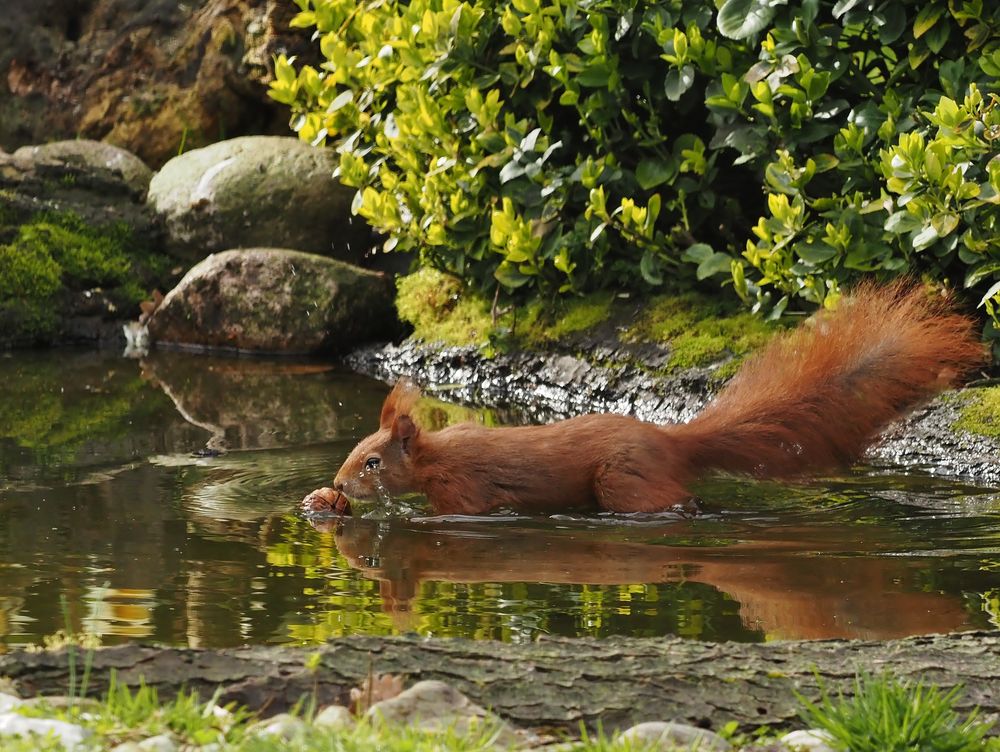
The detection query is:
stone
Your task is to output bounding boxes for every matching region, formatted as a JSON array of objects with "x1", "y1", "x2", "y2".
[
  {"x1": 246, "y1": 712, "x2": 309, "y2": 740},
  {"x1": 147, "y1": 136, "x2": 370, "y2": 262},
  {"x1": 13, "y1": 141, "x2": 153, "y2": 196},
  {"x1": 0, "y1": 693, "x2": 22, "y2": 713},
  {"x1": 137, "y1": 732, "x2": 179, "y2": 751},
  {"x1": 0, "y1": 146, "x2": 173, "y2": 348},
  {"x1": 146, "y1": 248, "x2": 395, "y2": 354},
  {"x1": 313, "y1": 704, "x2": 356, "y2": 731},
  {"x1": 0, "y1": 712, "x2": 92, "y2": 749},
  {"x1": 617, "y1": 721, "x2": 731, "y2": 751},
  {"x1": 777, "y1": 729, "x2": 837, "y2": 751},
  {"x1": 366, "y1": 679, "x2": 529, "y2": 749}
]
